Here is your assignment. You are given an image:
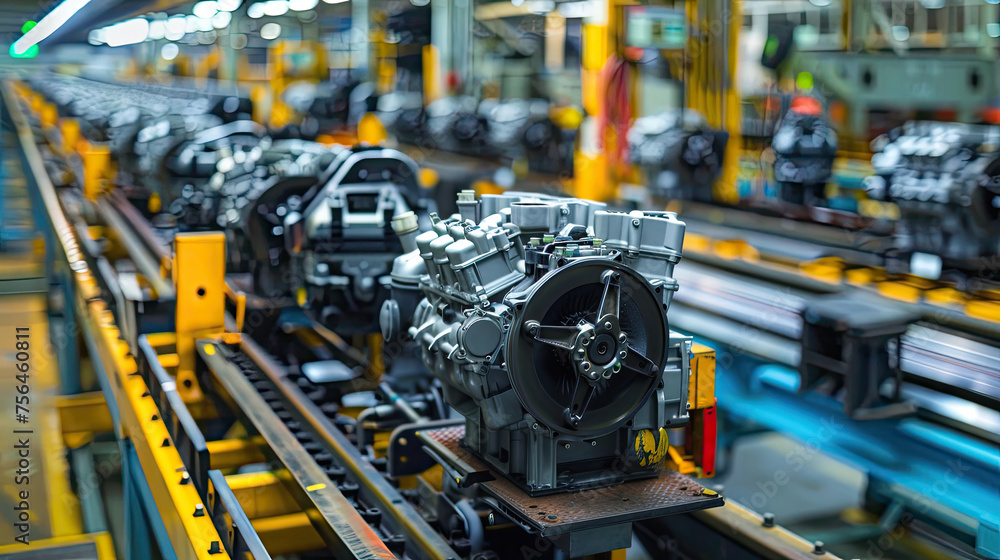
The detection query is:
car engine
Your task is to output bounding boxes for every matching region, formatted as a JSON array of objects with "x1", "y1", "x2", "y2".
[
  {"x1": 628, "y1": 109, "x2": 729, "y2": 202},
  {"x1": 383, "y1": 192, "x2": 692, "y2": 495},
  {"x1": 771, "y1": 98, "x2": 838, "y2": 207},
  {"x1": 865, "y1": 121, "x2": 1000, "y2": 266}
]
